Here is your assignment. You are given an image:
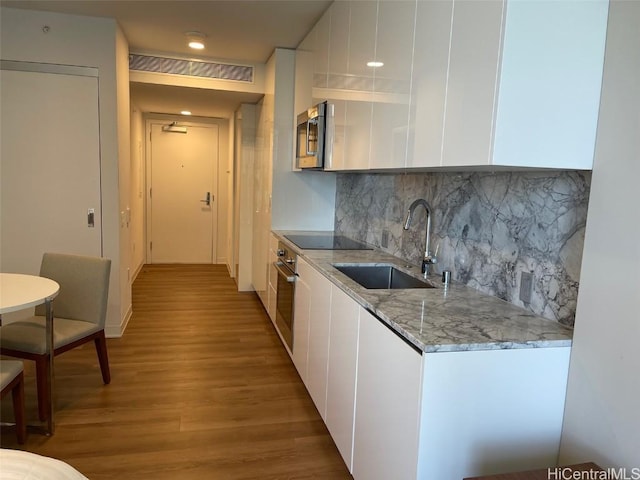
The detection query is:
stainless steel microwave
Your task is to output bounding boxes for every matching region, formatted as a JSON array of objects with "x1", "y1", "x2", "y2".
[{"x1": 296, "y1": 101, "x2": 333, "y2": 169}]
